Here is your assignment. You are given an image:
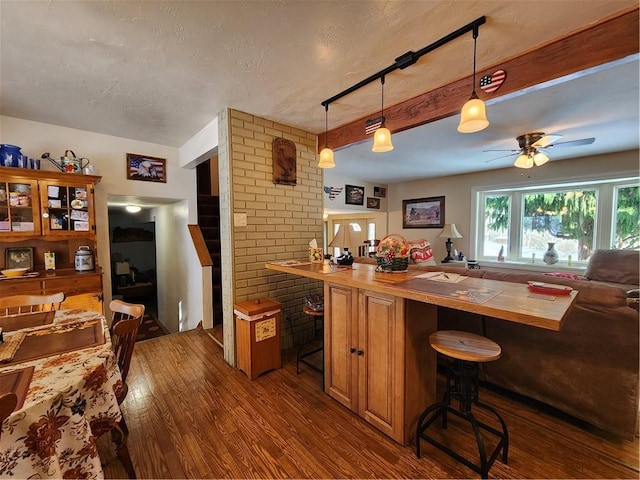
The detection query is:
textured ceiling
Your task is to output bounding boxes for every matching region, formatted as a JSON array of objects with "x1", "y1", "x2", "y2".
[{"x1": 1, "y1": 1, "x2": 636, "y2": 149}]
